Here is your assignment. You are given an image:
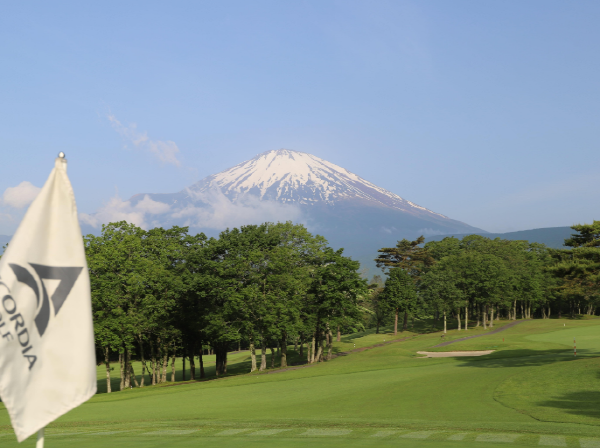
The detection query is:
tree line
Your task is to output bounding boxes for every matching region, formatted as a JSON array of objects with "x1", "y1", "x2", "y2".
[
  {"x1": 85, "y1": 221, "x2": 366, "y2": 392},
  {"x1": 371, "y1": 221, "x2": 600, "y2": 336},
  {"x1": 3, "y1": 219, "x2": 597, "y2": 392}
]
